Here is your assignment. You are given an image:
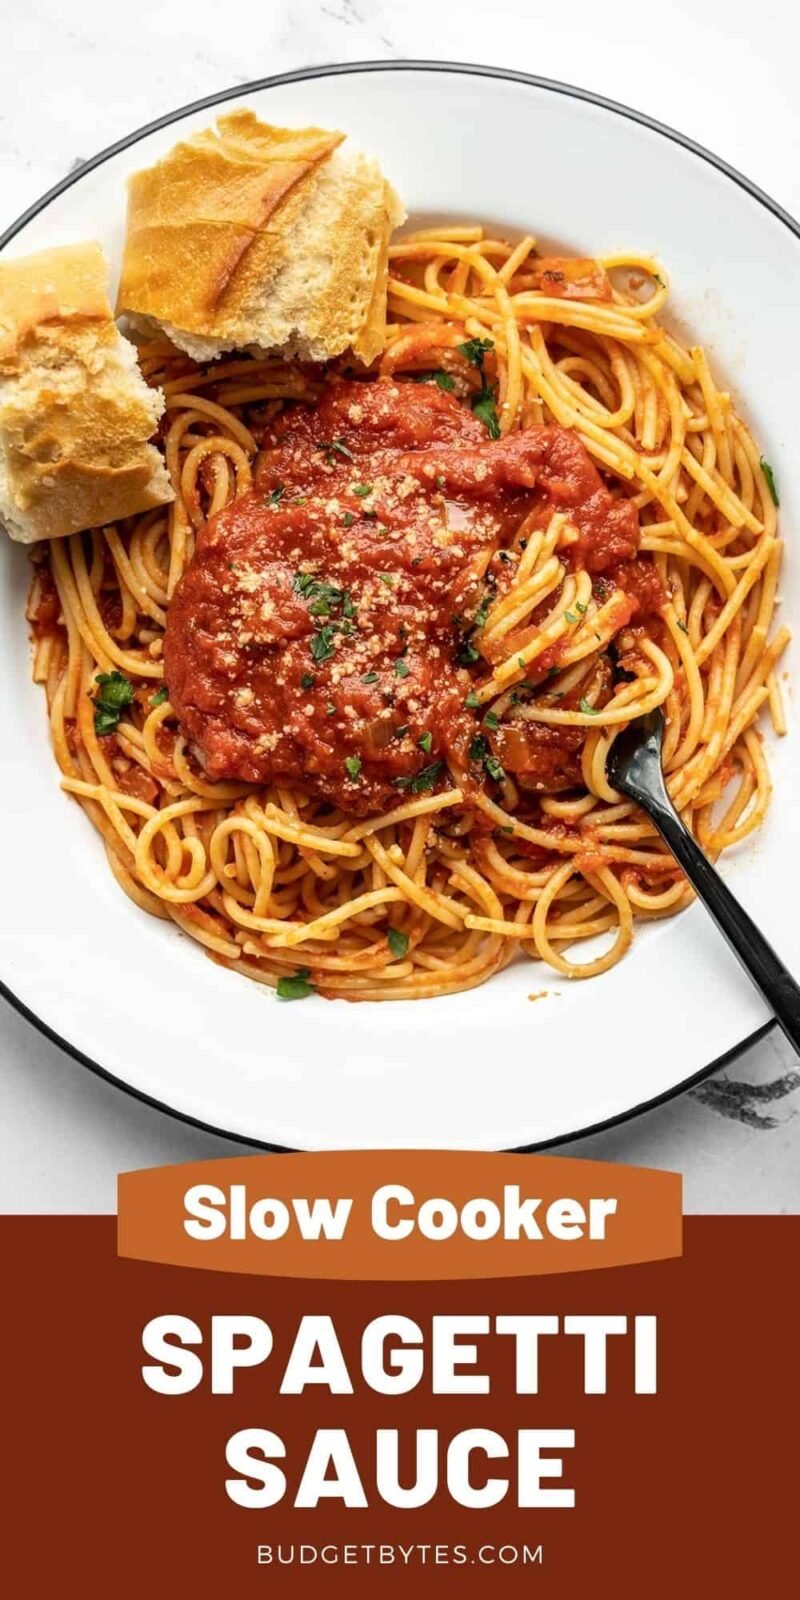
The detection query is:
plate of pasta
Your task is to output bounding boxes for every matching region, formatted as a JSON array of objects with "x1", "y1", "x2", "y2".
[{"x1": 0, "y1": 62, "x2": 797, "y2": 1149}]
